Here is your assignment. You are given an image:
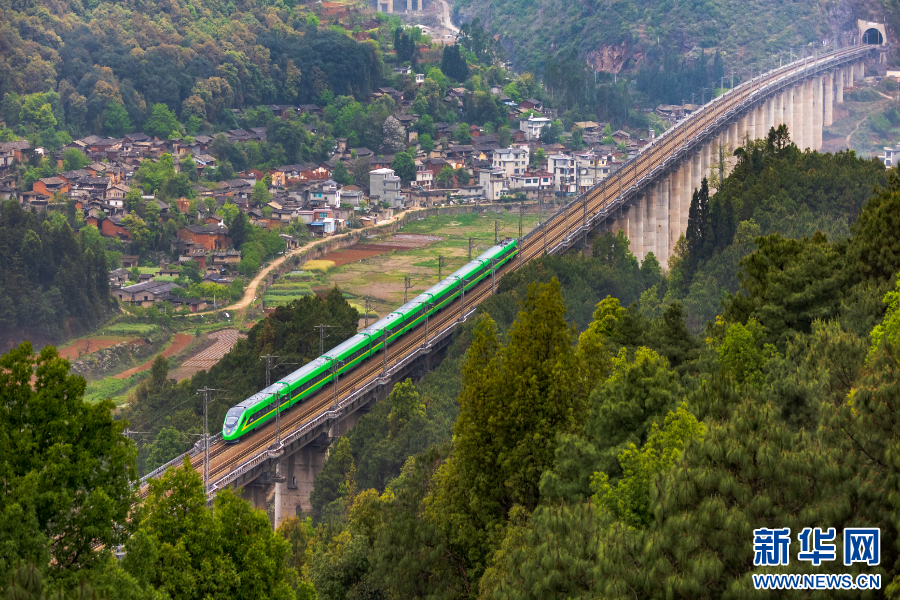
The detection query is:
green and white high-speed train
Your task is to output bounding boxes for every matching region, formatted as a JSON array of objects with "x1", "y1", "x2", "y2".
[{"x1": 222, "y1": 238, "x2": 518, "y2": 442}]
